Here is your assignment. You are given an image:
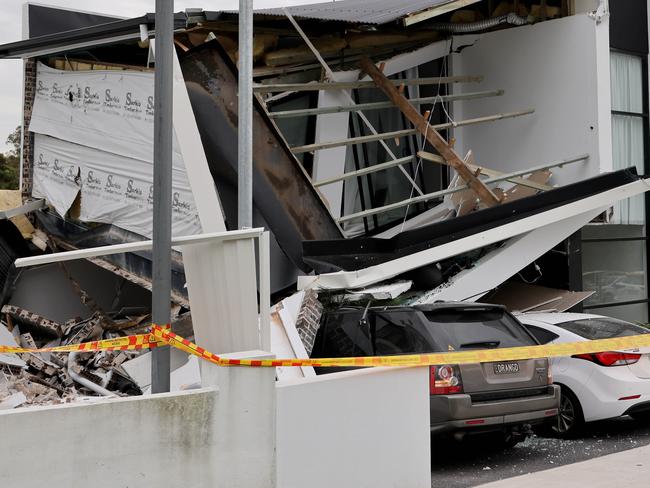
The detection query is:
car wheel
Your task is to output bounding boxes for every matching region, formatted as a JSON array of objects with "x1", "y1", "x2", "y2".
[{"x1": 553, "y1": 387, "x2": 584, "y2": 437}]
